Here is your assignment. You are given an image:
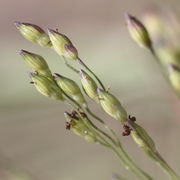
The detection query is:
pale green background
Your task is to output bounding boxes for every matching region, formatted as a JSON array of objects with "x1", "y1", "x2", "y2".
[{"x1": 0, "y1": 0, "x2": 180, "y2": 179}]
